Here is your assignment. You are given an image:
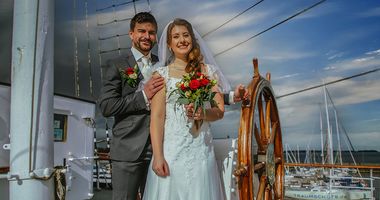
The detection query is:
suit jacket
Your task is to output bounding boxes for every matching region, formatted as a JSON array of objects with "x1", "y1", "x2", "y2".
[
  {"x1": 223, "y1": 93, "x2": 230, "y2": 105},
  {"x1": 98, "y1": 49, "x2": 158, "y2": 161}
]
